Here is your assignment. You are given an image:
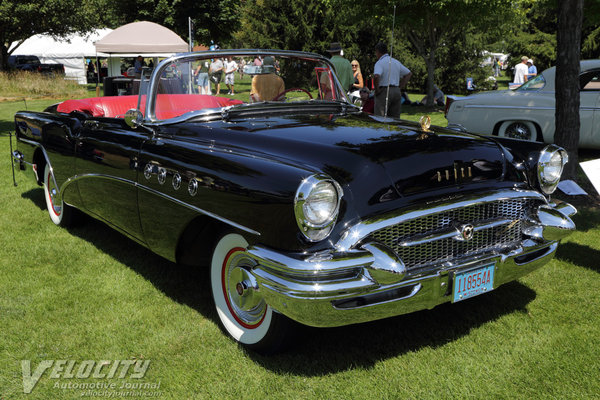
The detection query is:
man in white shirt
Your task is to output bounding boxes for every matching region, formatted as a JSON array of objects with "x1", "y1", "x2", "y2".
[
  {"x1": 514, "y1": 56, "x2": 529, "y2": 85},
  {"x1": 373, "y1": 42, "x2": 412, "y2": 118},
  {"x1": 224, "y1": 56, "x2": 238, "y2": 95}
]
